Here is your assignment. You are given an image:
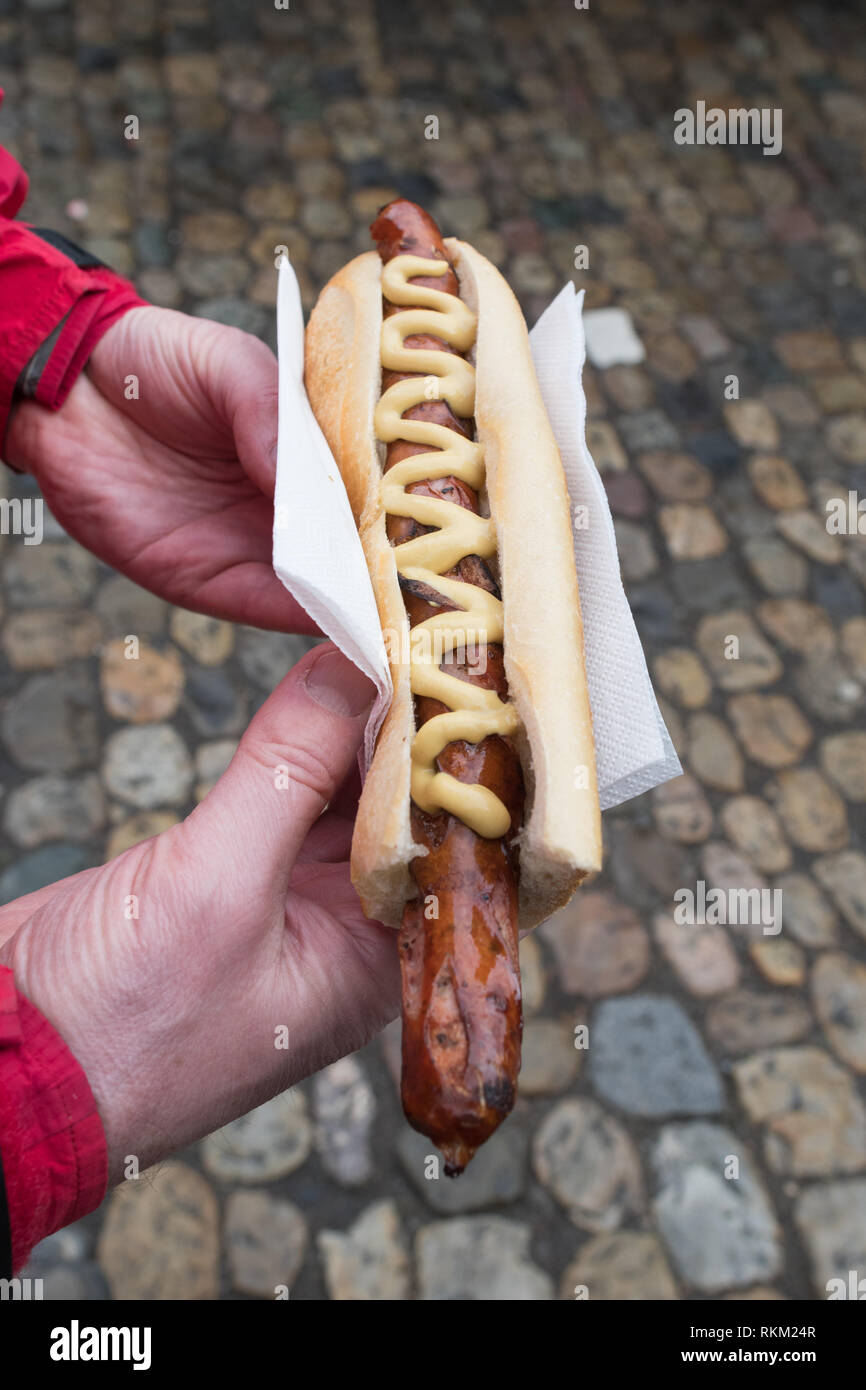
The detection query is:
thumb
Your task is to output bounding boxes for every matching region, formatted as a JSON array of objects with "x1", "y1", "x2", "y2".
[
  {"x1": 184, "y1": 644, "x2": 374, "y2": 892},
  {"x1": 214, "y1": 328, "x2": 279, "y2": 496}
]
